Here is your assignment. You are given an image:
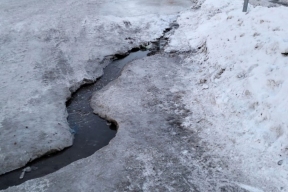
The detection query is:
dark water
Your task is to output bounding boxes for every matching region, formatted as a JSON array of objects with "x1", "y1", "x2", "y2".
[
  {"x1": 0, "y1": 20, "x2": 177, "y2": 189},
  {"x1": 0, "y1": 50, "x2": 149, "y2": 190}
]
